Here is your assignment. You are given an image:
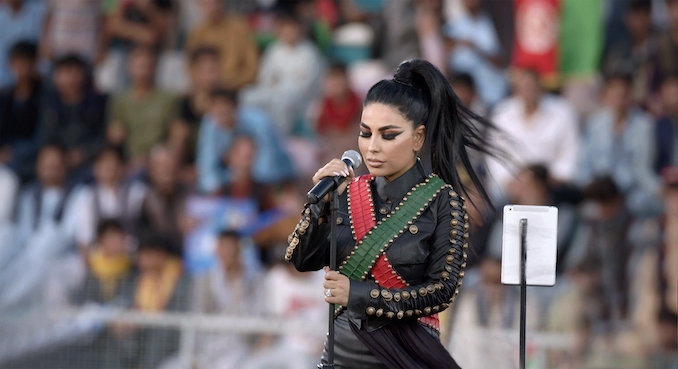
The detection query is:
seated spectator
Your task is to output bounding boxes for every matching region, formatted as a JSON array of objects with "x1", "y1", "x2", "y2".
[
  {"x1": 0, "y1": 0, "x2": 46, "y2": 87},
  {"x1": 221, "y1": 134, "x2": 275, "y2": 211},
  {"x1": 106, "y1": 45, "x2": 179, "y2": 167},
  {"x1": 486, "y1": 69, "x2": 579, "y2": 199},
  {"x1": 315, "y1": 62, "x2": 361, "y2": 163},
  {"x1": 14, "y1": 144, "x2": 76, "y2": 240},
  {"x1": 0, "y1": 41, "x2": 44, "y2": 182},
  {"x1": 168, "y1": 47, "x2": 222, "y2": 165},
  {"x1": 655, "y1": 75, "x2": 678, "y2": 173},
  {"x1": 449, "y1": 73, "x2": 487, "y2": 117},
  {"x1": 185, "y1": 0, "x2": 259, "y2": 90},
  {"x1": 567, "y1": 177, "x2": 632, "y2": 328},
  {"x1": 104, "y1": 0, "x2": 174, "y2": 50},
  {"x1": 196, "y1": 88, "x2": 294, "y2": 194},
  {"x1": 41, "y1": 55, "x2": 108, "y2": 179},
  {"x1": 652, "y1": 0, "x2": 678, "y2": 90},
  {"x1": 74, "y1": 219, "x2": 135, "y2": 305},
  {"x1": 577, "y1": 74, "x2": 662, "y2": 217},
  {"x1": 0, "y1": 144, "x2": 81, "y2": 310},
  {"x1": 139, "y1": 146, "x2": 188, "y2": 256},
  {"x1": 111, "y1": 236, "x2": 189, "y2": 369},
  {"x1": 316, "y1": 63, "x2": 361, "y2": 137},
  {"x1": 443, "y1": 0, "x2": 508, "y2": 106},
  {"x1": 40, "y1": 0, "x2": 105, "y2": 63},
  {"x1": 240, "y1": 10, "x2": 324, "y2": 135},
  {"x1": 602, "y1": 0, "x2": 657, "y2": 106},
  {"x1": 72, "y1": 146, "x2": 147, "y2": 252}
]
